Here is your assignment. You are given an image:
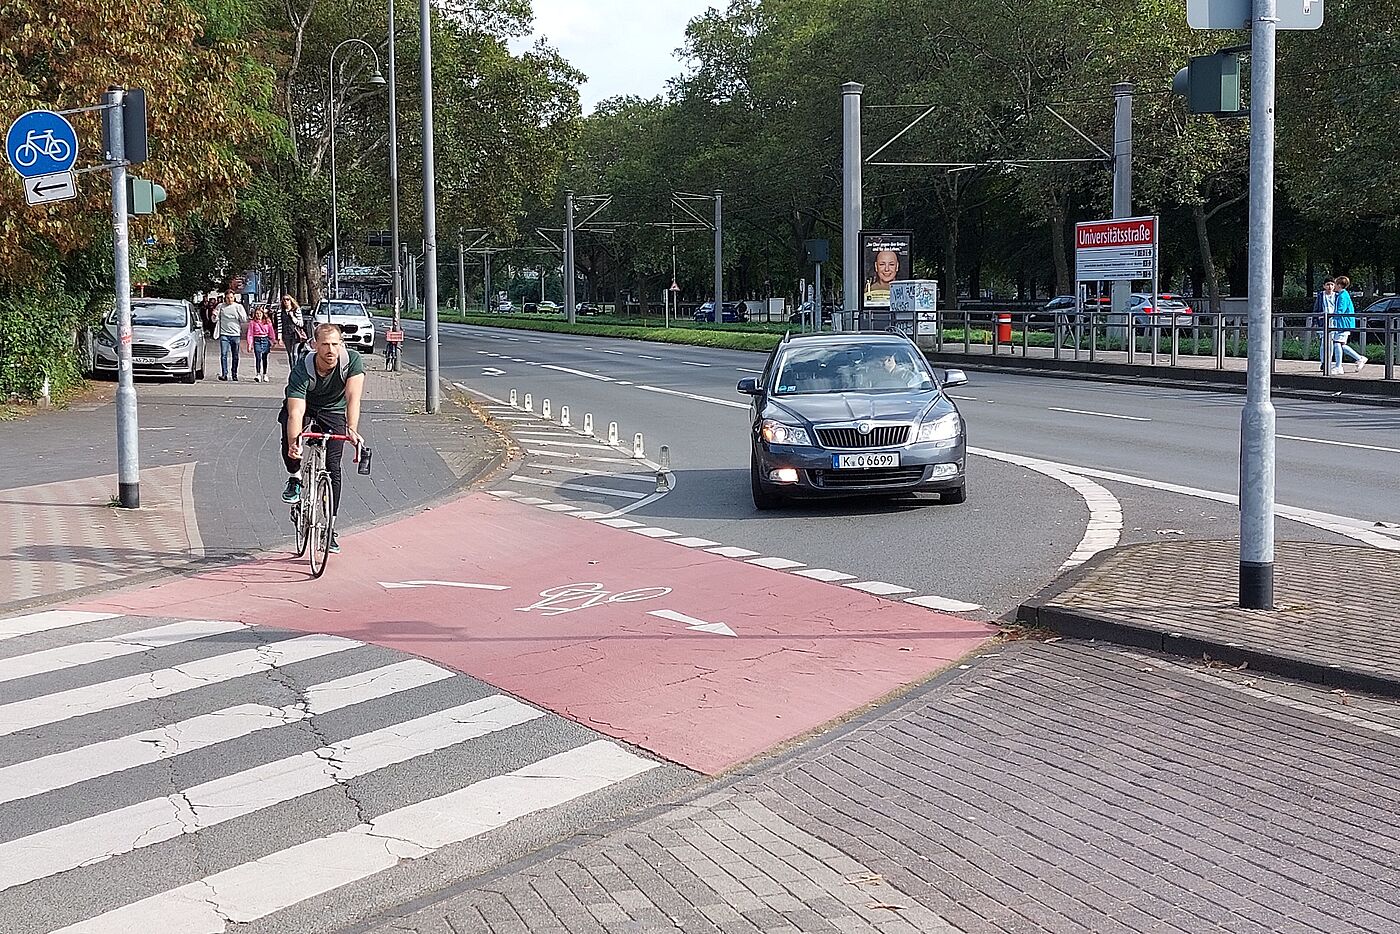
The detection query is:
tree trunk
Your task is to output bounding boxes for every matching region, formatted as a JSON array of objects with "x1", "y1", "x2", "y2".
[
  {"x1": 942, "y1": 208, "x2": 959, "y2": 311},
  {"x1": 1049, "y1": 202, "x2": 1071, "y2": 297},
  {"x1": 1192, "y1": 202, "x2": 1222, "y2": 316},
  {"x1": 297, "y1": 228, "x2": 325, "y2": 308}
]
